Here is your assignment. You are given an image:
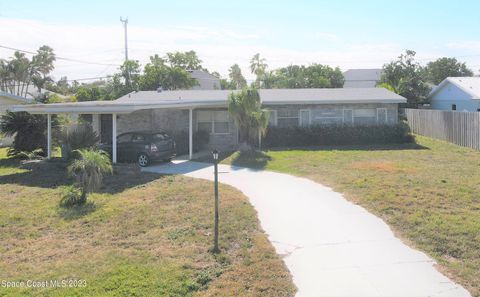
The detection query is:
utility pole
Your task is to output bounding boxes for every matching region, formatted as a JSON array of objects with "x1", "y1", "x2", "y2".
[
  {"x1": 120, "y1": 17, "x2": 131, "y2": 88},
  {"x1": 120, "y1": 17, "x2": 128, "y2": 61}
]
